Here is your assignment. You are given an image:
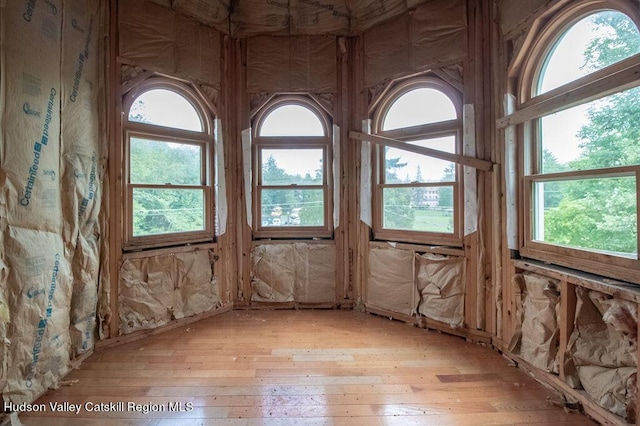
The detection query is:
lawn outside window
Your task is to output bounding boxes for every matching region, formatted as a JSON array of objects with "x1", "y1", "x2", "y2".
[{"x1": 371, "y1": 77, "x2": 464, "y2": 246}]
